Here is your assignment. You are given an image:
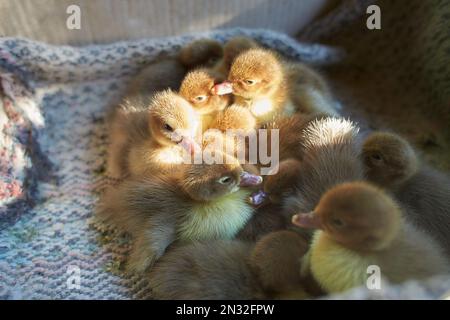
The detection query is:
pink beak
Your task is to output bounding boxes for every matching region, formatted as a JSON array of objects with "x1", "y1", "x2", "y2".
[
  {"x1": 178, "y1": 136, "x2": 201, "y2": 155},
  {"x1": 211, "y1": 81, "x2": 233, "y2": 95},
  {"x1": 292, "y1": 212, "x2": 322, "y2": 229},
  {"x1": 239, "y1": 171, "x2": 263, "y2": 187}
]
